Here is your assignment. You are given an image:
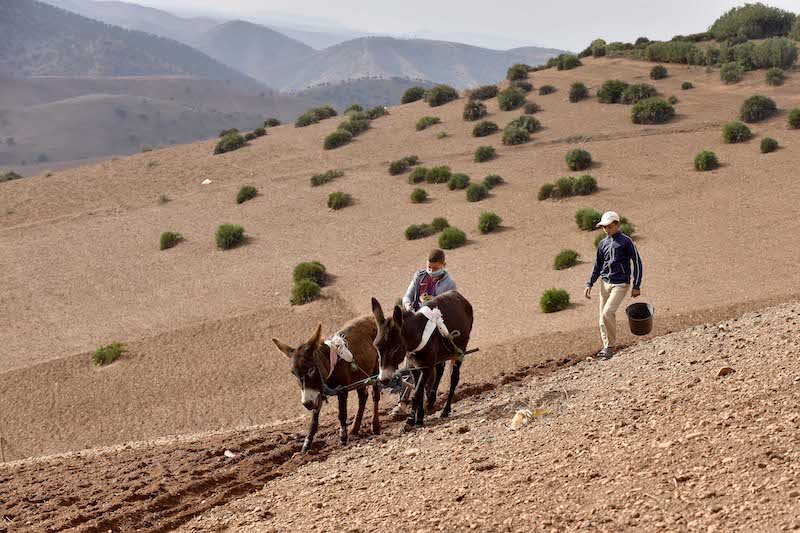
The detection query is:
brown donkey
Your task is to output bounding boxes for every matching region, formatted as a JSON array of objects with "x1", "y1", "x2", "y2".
[
  {"x1": 372, "y1": 291, "x2": 473, "y2": 429},
  {"x1": 272, "y1": 316, "x2": 380, "y2": 452}
]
